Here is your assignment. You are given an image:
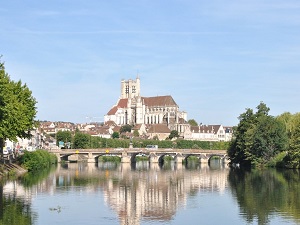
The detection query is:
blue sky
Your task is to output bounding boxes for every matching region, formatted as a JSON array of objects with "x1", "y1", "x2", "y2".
[{"x1": 1, "y1": 0, "x2": 300, "y2": 126}]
